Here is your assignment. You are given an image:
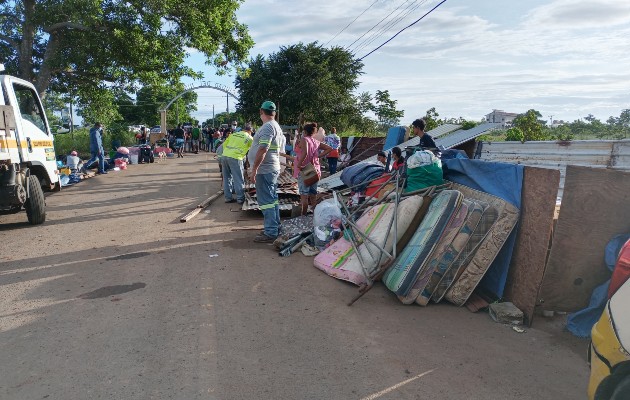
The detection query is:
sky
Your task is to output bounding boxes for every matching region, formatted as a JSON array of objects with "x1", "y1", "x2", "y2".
[{"x1": 183, "y1": 0, "x2": 630, "y2": 126}]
